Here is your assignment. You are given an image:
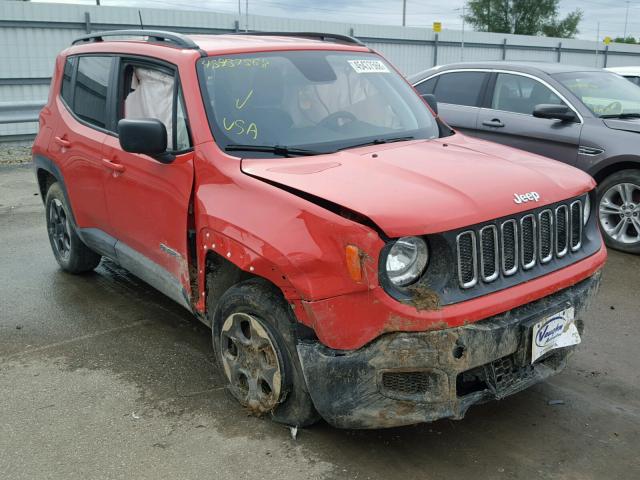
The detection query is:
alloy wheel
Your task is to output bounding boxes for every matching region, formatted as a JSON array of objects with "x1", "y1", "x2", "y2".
[
  {"x1": 599, "y1": 182, "x2": 640, "y2": 245},
  {"x1": 48, "y1": 198, "x2": 72, "y2": 261},
  {"x1": 220, "y1": 312, "x2": 283, "y2": 414}
]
